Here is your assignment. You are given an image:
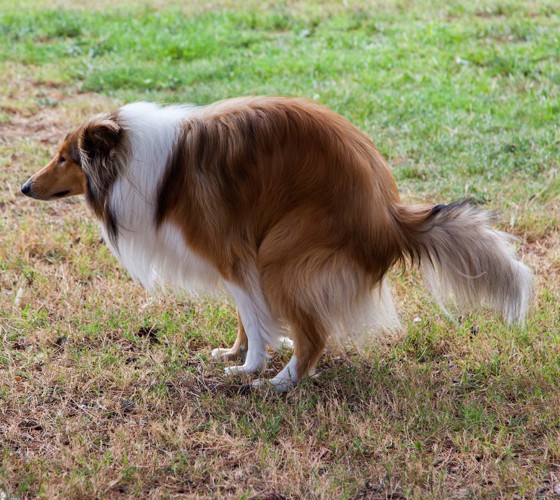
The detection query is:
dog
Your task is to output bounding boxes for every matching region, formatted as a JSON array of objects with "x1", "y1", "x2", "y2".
[{"x1": 21, "y1": 96, "x2": 533, "y2": 392}]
